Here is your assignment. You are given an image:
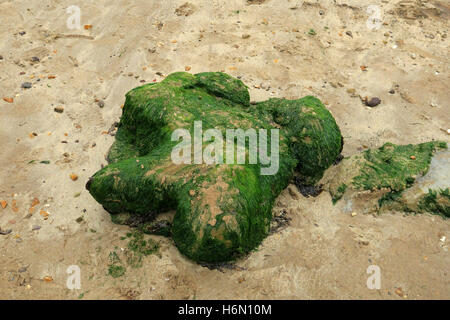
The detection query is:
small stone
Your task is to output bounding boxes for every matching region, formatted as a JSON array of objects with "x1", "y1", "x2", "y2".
[
  {"x1": 21, "y1": 82, "x2": 32, "y2": 89},
  {"x1": 54, "y1": 106, "x2": 64, "y2": 113},
  {"x1": 18, "y1": 266, "x2": 28, "y2": 273},
  {"x1": 395, "y1": 287, "x2": 404, "y2": 297},
  {"x1": 97, "y1": 100, "x2": 105, "y2": 108},
  {"x1": 345, "y1": 31, "x2": 353, "y2": 38},
  {"x1": 351, "y1": 212, "x2": 357, "y2": 217},
  {"x1": 365, "y1": 97, "x2": 381, "y2": 107},
  {"x1": 242, "y1": 34, "x2": 250, "y2": 39},
  {"x1": 32, "y1": 225, "x2": 41, "y2": 231},
  {"x1": 0, "y1": 228, "x2": 12, "y2": 235},
  {"x1": 70, "y1": 173, "x2": 78, "y2": 181},
  {"x1": 31, "y1": 56, "x2": 40, "y2": 62},
  {"x1": 19, "y1": 31, "x2": 26, "y2": 36},
  {"x1": 389, "y1": 89, "x2": 395, "y2": 94}
]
